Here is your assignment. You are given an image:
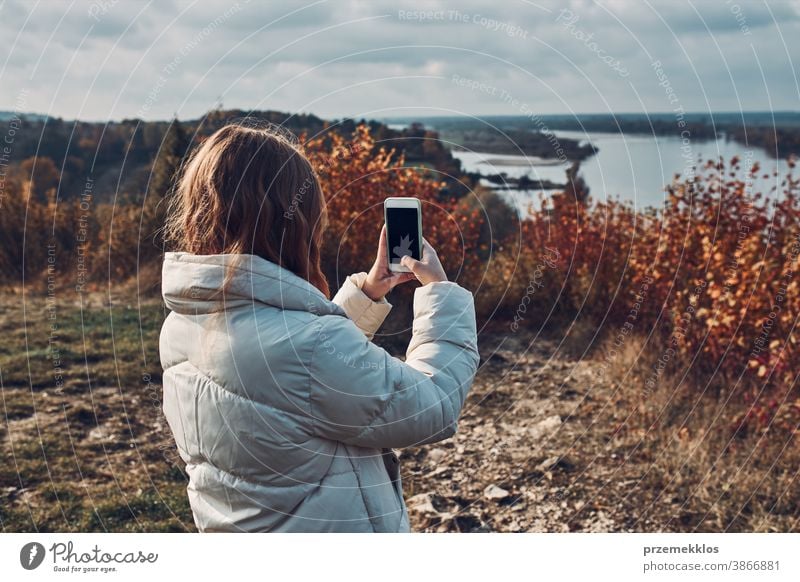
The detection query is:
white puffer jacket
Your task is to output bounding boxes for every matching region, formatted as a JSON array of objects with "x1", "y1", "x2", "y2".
[{"x1": 159, "y1": 252, "x2": 479, "y2": 532}]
